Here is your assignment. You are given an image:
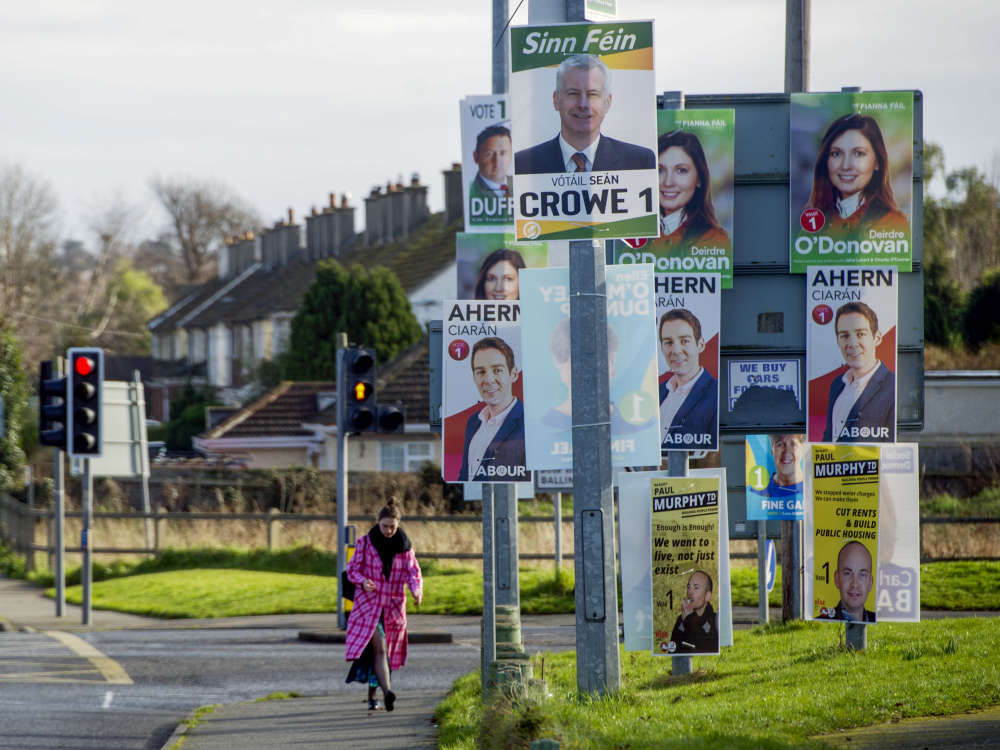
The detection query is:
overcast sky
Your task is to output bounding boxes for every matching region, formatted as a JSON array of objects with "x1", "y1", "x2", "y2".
[{"x1": 2, "y1": 0, "x2": 996, "y2": 243}]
